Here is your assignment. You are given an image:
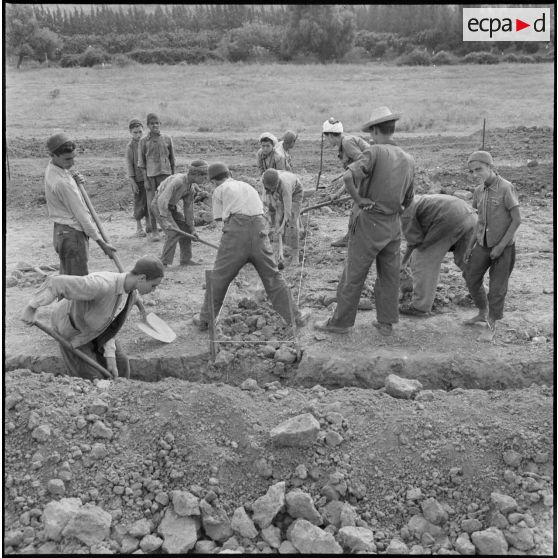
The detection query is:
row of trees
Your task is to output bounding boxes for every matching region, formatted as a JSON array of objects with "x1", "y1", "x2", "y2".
[{"x1": 6, "y1": 4, "x2": 553, "y2": 68}]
